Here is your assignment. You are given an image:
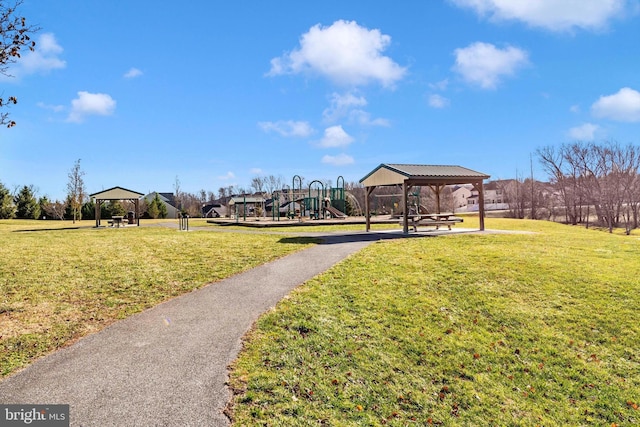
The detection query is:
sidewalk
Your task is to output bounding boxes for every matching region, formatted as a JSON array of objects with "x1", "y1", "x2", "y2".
[{"x1": 0, "y1": 234, "x2": 383, "y2": 426}]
